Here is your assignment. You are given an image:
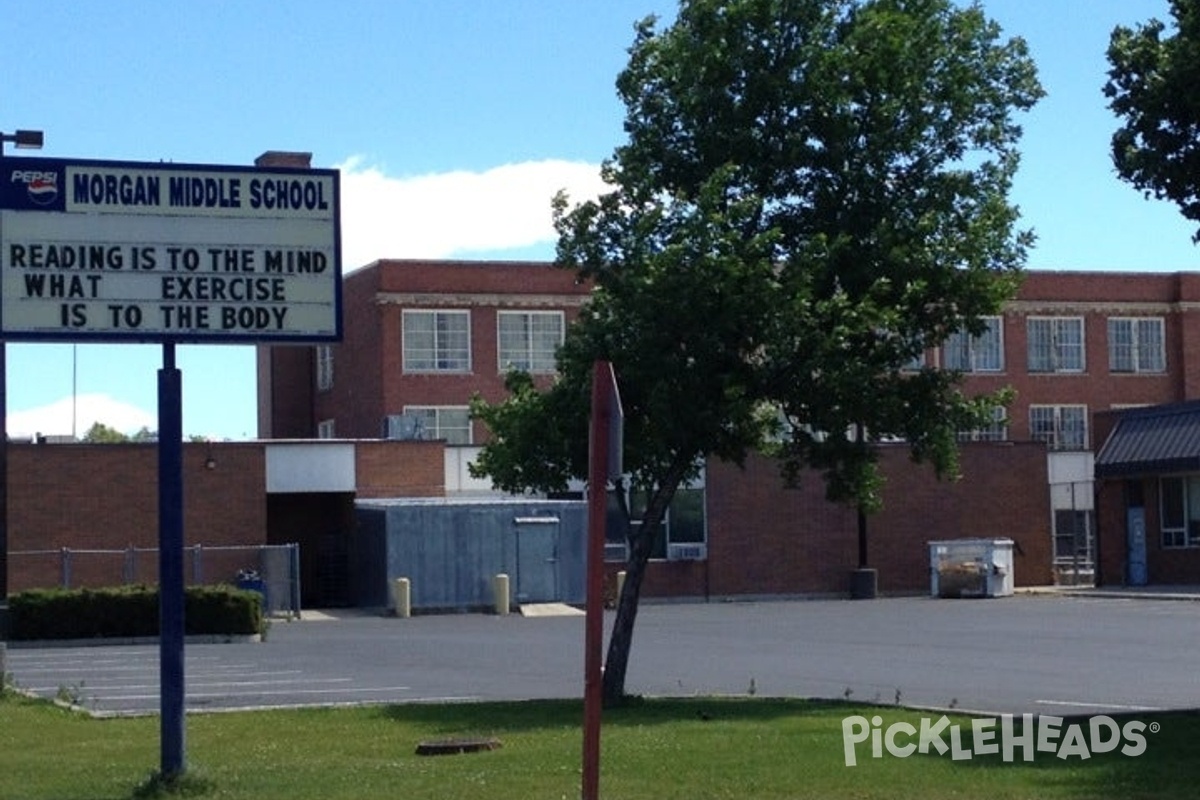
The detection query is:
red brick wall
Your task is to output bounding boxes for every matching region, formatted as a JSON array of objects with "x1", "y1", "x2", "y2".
[
  {"x1": 955, "y1": 271, "x2": 1200, "y2": 446},
  {"x1": 263, "y1": 260, "x2": 592, "y2": 440},
  {"x1": 633, "y1": 442, "x2": 1052, "y2": 599},
  {"x1": 257, "y1": 345, "x2": 316, "y2": 438},
  {"x1": 317, "y1": 266, "x2": 385, "y2": 438},
  {"x1": 354, "y1": 440, "x2": 445, "y2": 499},
  {"x1": 8, "y1": 443, "x2": 267, "y2": 592}
]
